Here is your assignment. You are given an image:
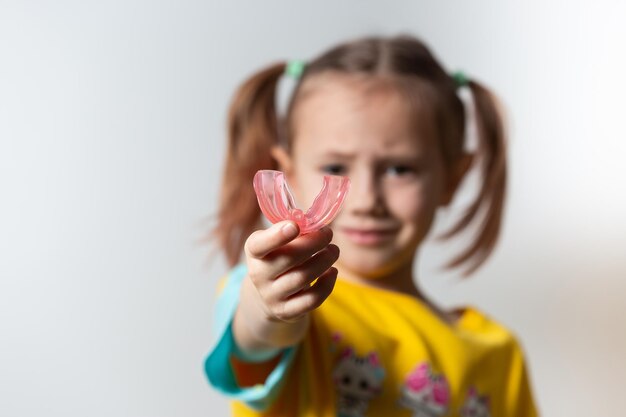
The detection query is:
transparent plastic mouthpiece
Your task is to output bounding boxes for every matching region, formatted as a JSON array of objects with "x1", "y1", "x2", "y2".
[{"x1": 253, "y1": 170, "x2": 351, "y2": 234}]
